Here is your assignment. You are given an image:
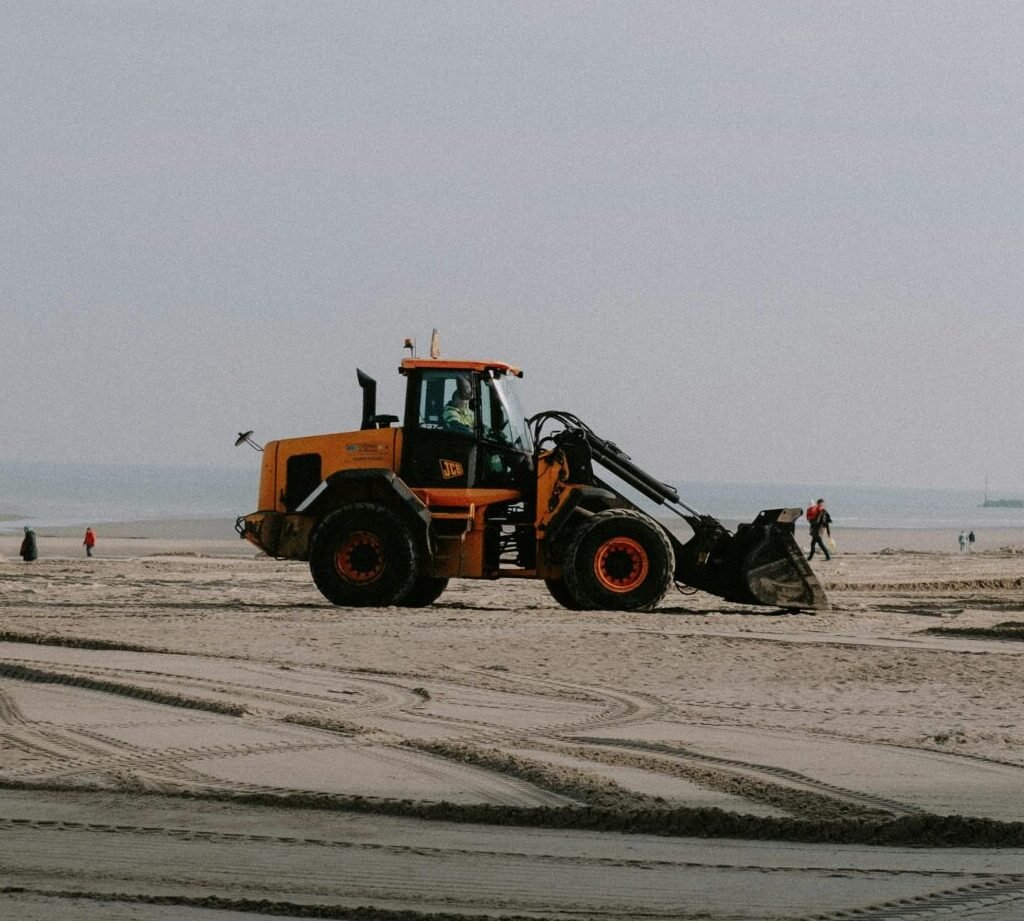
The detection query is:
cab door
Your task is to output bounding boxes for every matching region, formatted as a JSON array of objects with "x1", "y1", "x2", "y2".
[{"x1": 400, "y1": 369, "x2": 480, "y2": 489}]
